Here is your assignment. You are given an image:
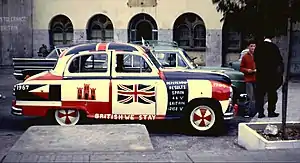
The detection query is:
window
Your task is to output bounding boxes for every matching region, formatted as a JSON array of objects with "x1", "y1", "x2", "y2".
[
  {"x1": 152, "y1": 51, "x2": 187, "y2": 68},
  {"x1": 173, "y1": 13, "x2": 206, "y2": 51},
  {"x1": 68, "y1": 53, "x2": 108, "y2": 73},
  {"x1": 177, "y1": 55, "x2": 187, "y2": 67},
  {"x1": 116, "y1": 54, "x2": 151, "y2": 73},
  {"x1": 87, "y1": 14, "x2": 114, "y2": 41},
  {"x1": 49, "y1": 15, "x2": 74, "y2": 47},
  {"x1": 227, "y1": 31, "x2": 242, "y2": 51}
]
